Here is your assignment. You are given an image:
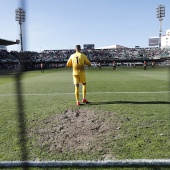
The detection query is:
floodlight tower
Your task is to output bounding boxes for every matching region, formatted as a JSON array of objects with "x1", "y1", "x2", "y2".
[
  {"x1": 156, "y1": 5, "x2": 165, "y2": 48},
  {"x1": 15, "y1": 8, "x2": 25, "y2": 52}
]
